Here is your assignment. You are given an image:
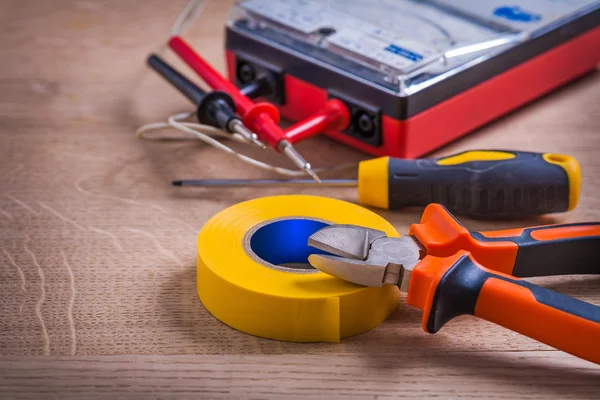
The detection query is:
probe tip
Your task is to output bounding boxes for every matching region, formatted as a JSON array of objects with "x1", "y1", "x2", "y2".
[
  {"x1": 230, "y1": 120, "x2": 266, "y2": 148},
  {"x1": 251, "y1": 135, "x2": 267, "y2": 149},
  {"x1": 172, "y1": 180, "x2": 183, "y2": 186},
  {"x1": 279, "y1": 140, "x2": 321, "y2": 183},
  {"x1": 305, "y1": 165, "x2": 322, "y2": 183}
]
